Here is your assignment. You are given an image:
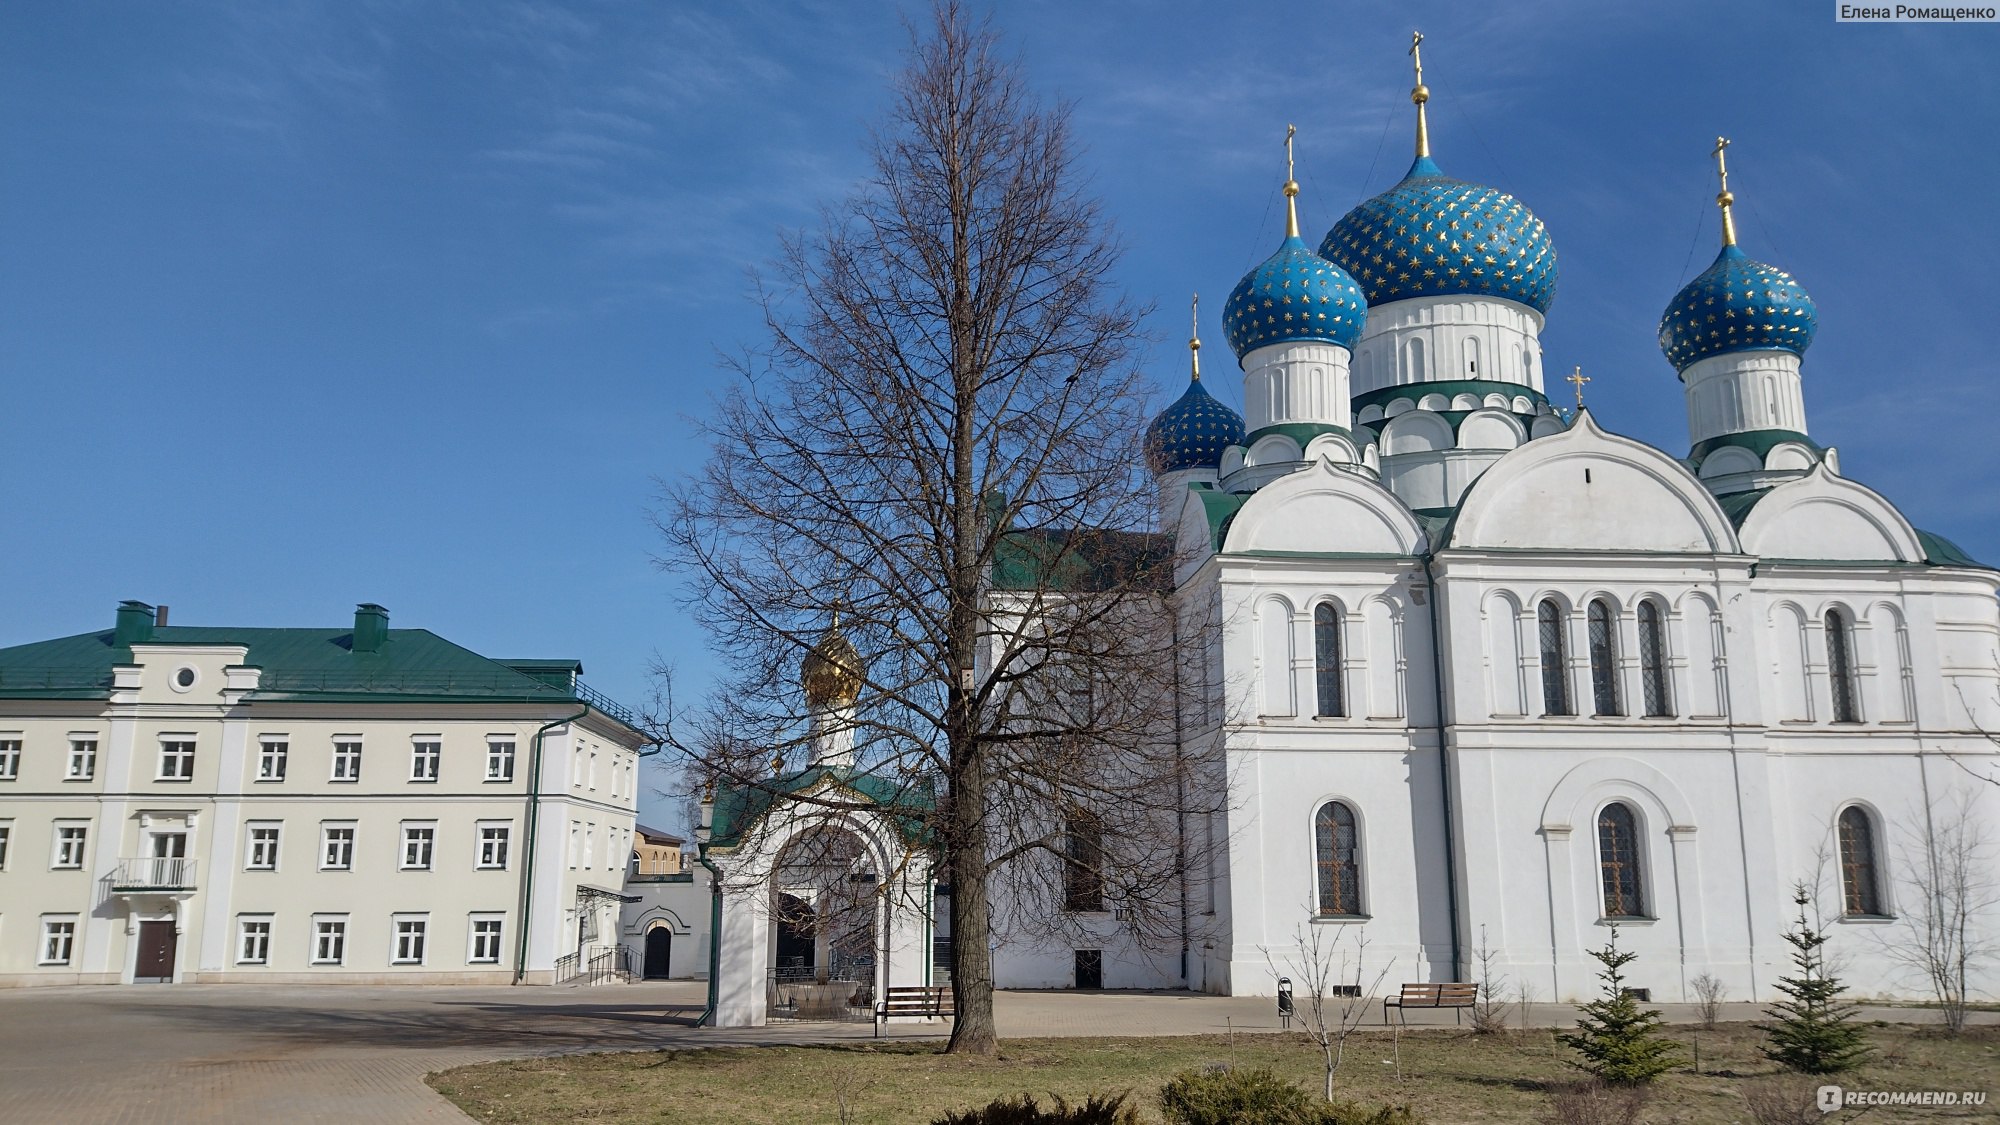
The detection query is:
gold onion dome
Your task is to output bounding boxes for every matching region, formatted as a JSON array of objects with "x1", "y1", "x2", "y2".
[{"x1": 801, "y1": 614, "x2": 865, "y2": 708}]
